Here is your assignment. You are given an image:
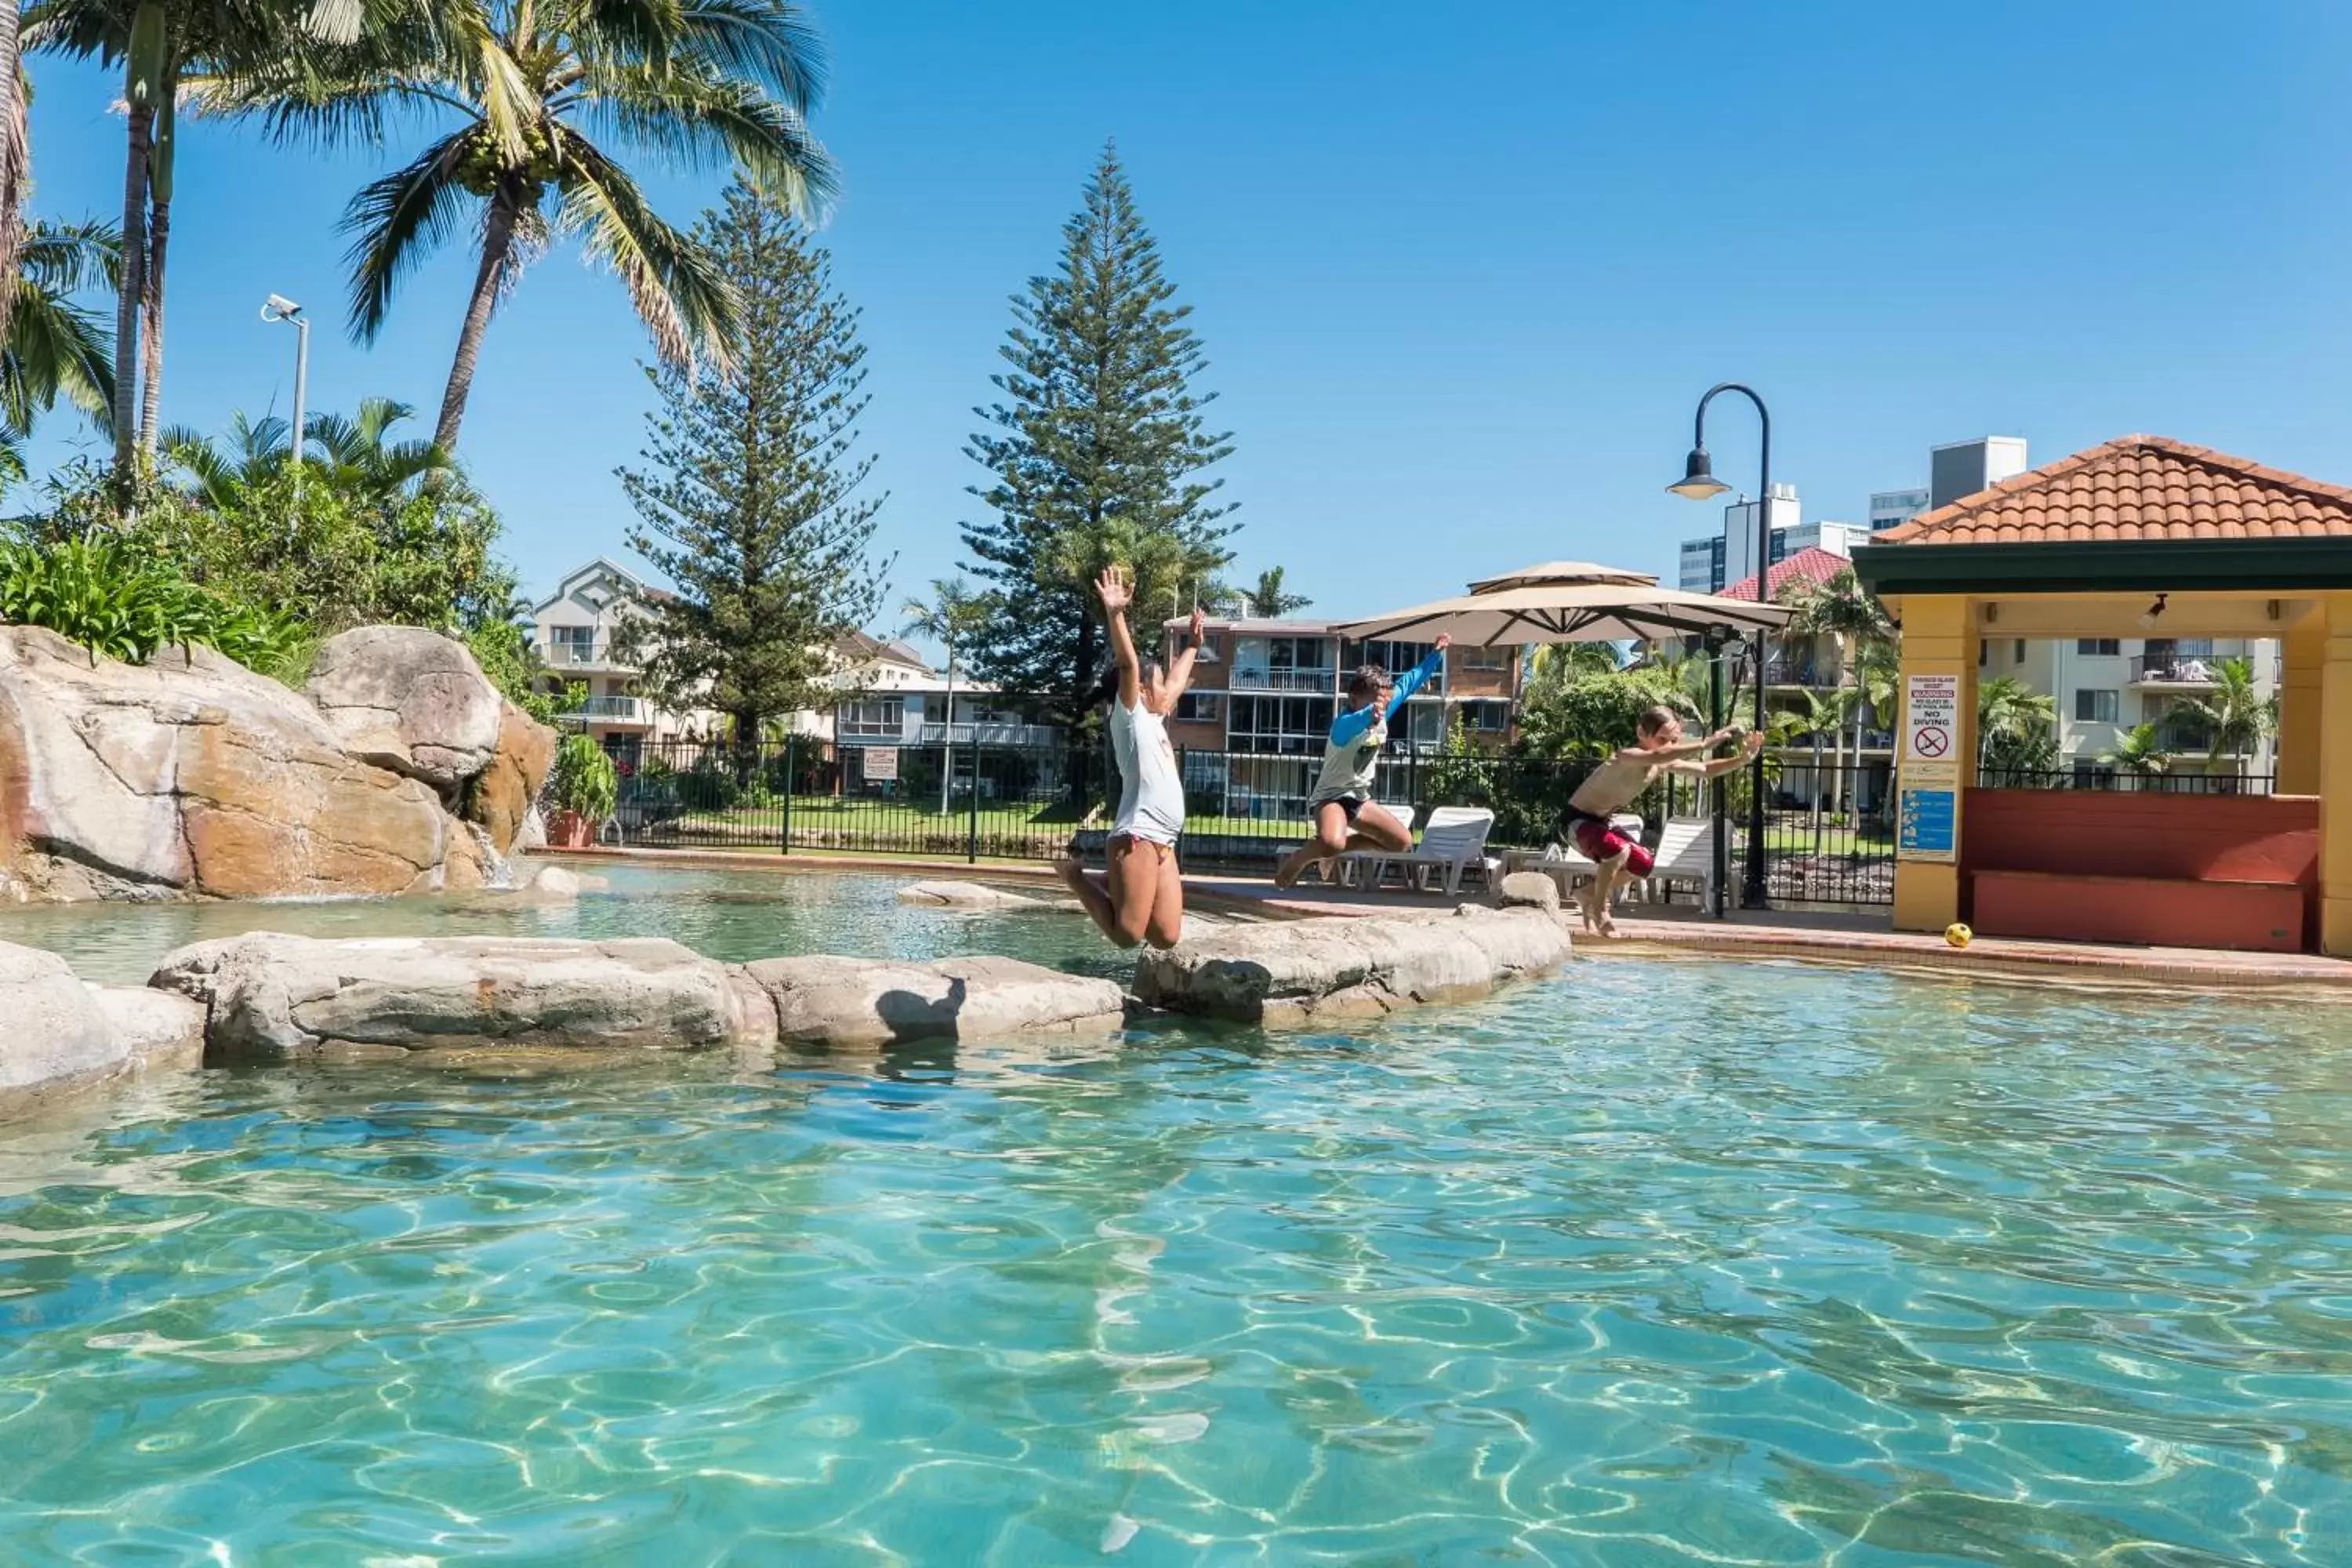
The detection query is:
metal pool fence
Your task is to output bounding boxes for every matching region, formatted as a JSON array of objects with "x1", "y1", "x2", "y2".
[{"x1": 588, "y1": 737, "x2": 1903, "y2": 906}]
